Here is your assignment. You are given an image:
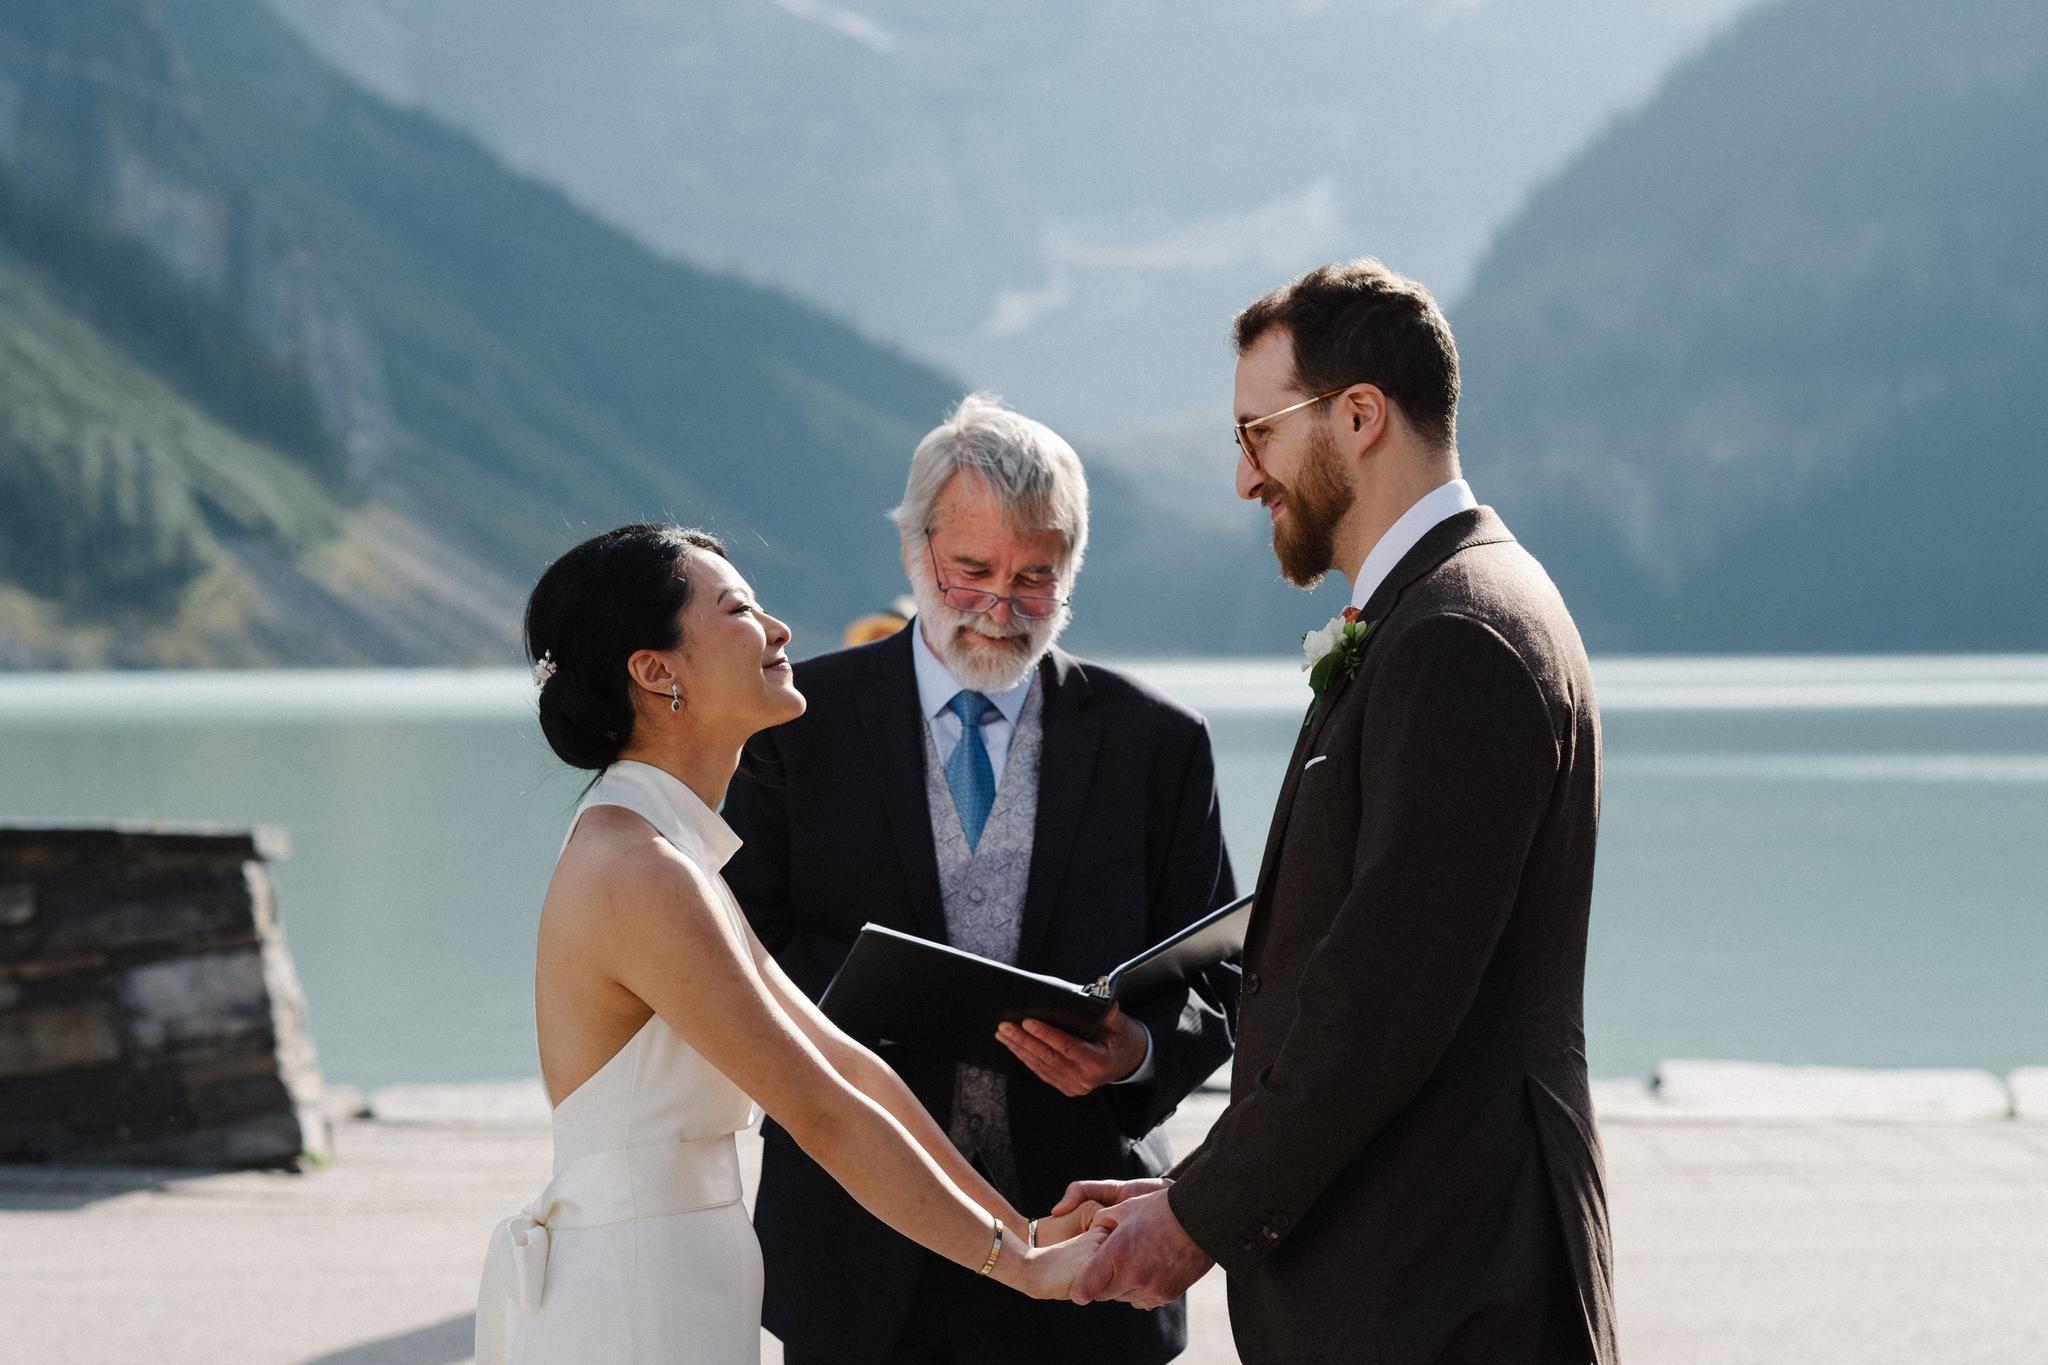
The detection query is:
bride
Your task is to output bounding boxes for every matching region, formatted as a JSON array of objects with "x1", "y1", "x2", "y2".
[{"x1": 478, "y1": 523, "x2": 1103, "y2": 1364}]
